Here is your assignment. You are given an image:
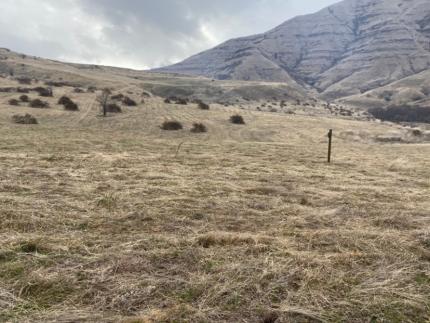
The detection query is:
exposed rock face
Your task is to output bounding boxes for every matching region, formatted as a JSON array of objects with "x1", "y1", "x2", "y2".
[{"x1": 155, "y1": 0, "x2": 430, "y2": 99}]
